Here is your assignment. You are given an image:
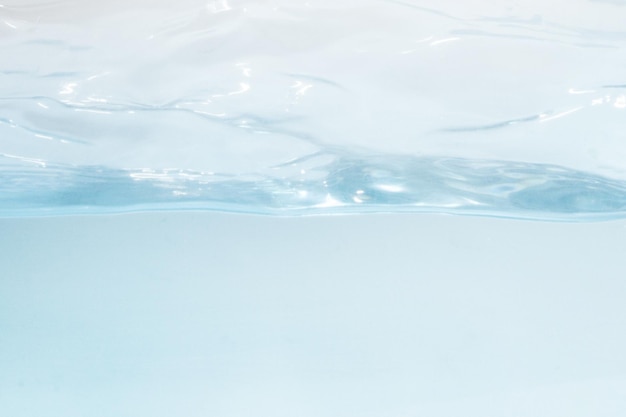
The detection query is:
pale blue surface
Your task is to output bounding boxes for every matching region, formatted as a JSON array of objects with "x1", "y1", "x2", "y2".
[{"x1": 1, "y1": 213, "x2": 626, "y2": 416}]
